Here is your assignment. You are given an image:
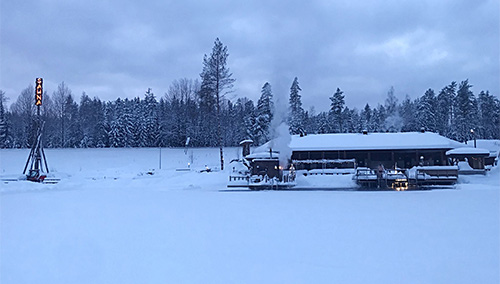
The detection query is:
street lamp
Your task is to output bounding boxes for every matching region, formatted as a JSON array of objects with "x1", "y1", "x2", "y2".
[{"x1": 470, "y1": 129, "x2": 476, "y2": 148}]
